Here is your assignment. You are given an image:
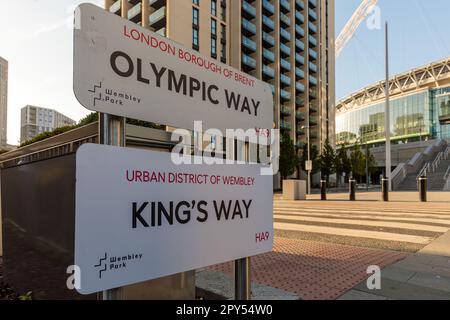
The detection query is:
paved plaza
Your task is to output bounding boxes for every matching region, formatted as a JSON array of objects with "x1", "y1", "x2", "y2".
[{"x1": 198, "y1": 192, "x2": 450, "y2": 300}]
